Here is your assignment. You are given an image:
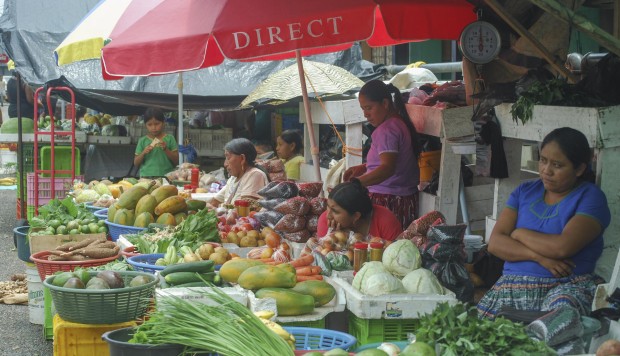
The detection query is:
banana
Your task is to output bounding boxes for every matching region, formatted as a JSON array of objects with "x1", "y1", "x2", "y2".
[
  {"x1": 254, "y1": 310, "x2": 275, "y2": 320},
  {"x1": 254, "y1": 313, "x2": 295, "y2": 349}
]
